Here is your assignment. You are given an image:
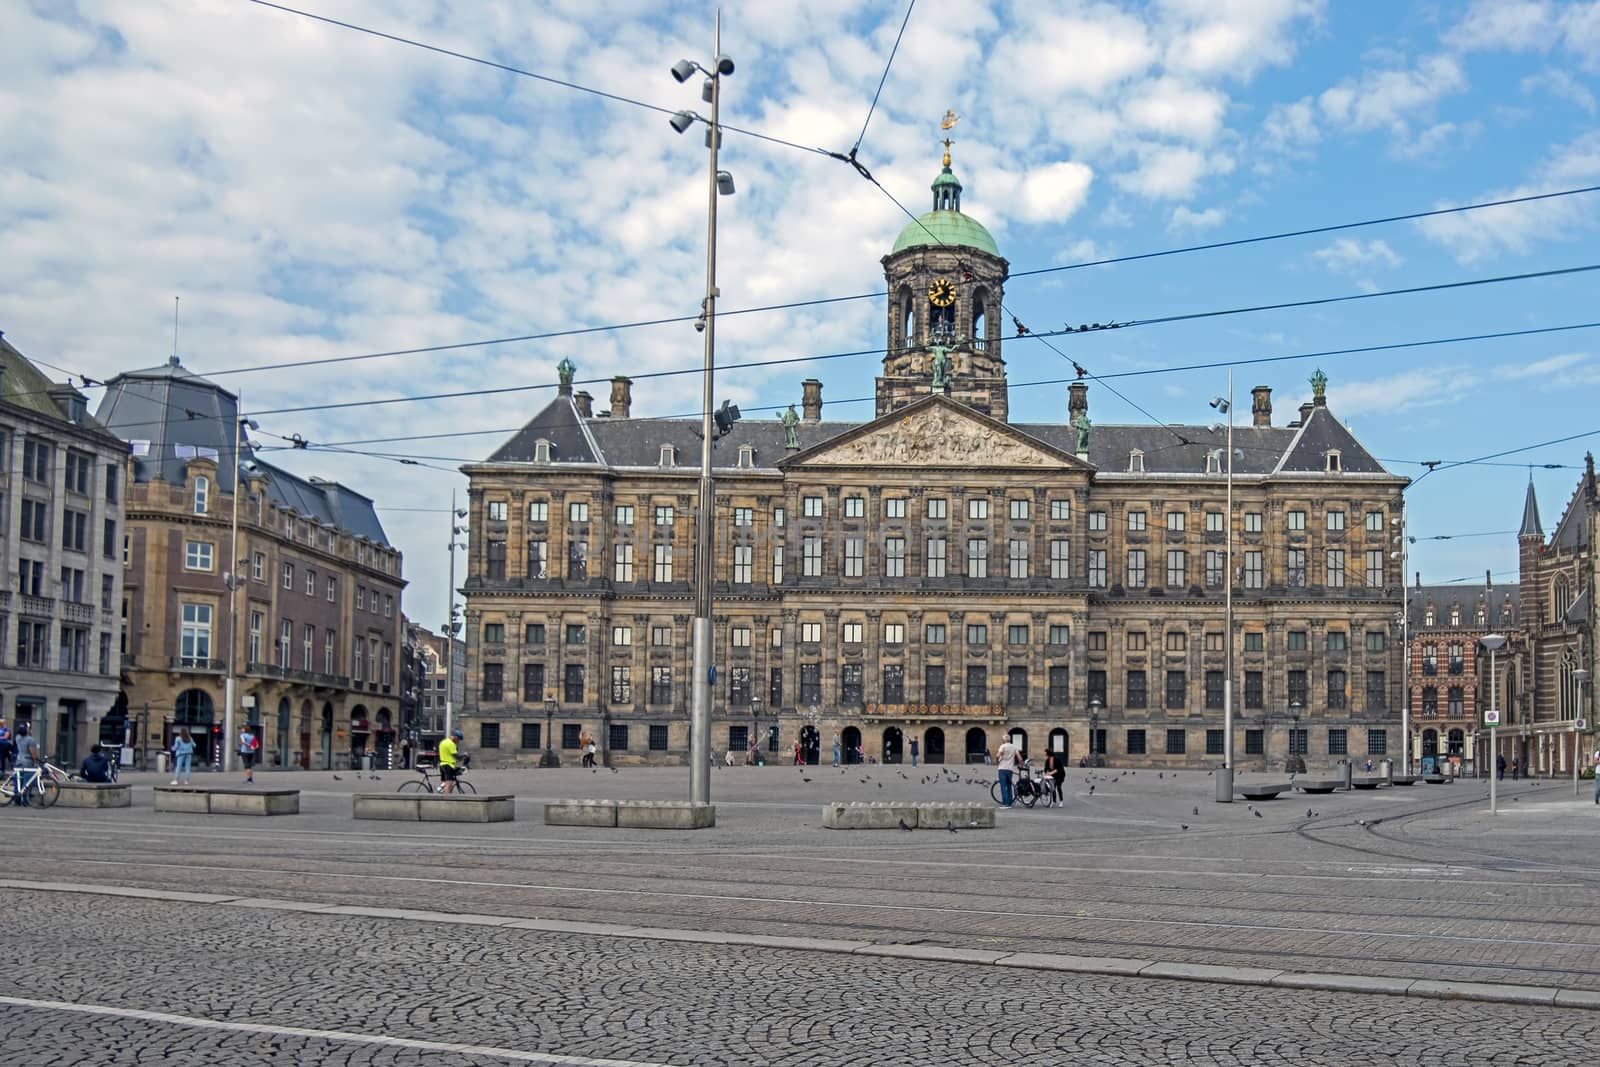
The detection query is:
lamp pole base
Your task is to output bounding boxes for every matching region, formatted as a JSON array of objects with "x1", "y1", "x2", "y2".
[
  {"x1": 1215, "y1": 766, "x2": 1234, "y2": 803},
  {"x1": 539, "y1": 748, "x2": 561, "y2": 769}
]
